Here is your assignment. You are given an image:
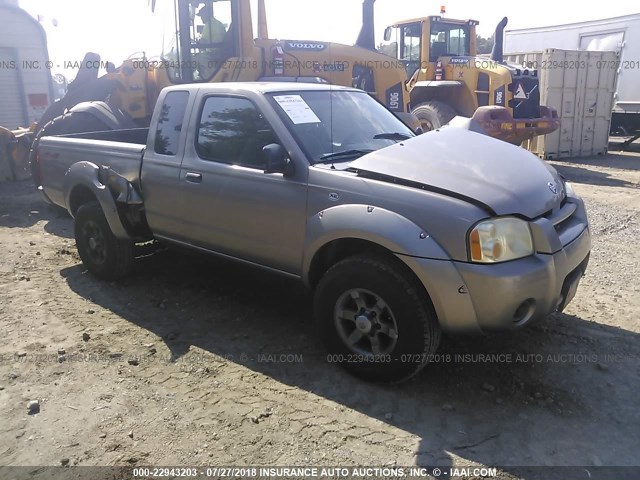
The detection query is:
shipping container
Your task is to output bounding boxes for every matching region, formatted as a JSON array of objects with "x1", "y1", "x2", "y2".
[
  {"x1": 0, "y1": 0, "x2": 53, "y2": 129},
  {"x1": 504, "y1": 14, "x2": 640, "y2": 136},
  {"x1": 504, "y1": 49, "x2": 618, "y2": 159}
]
